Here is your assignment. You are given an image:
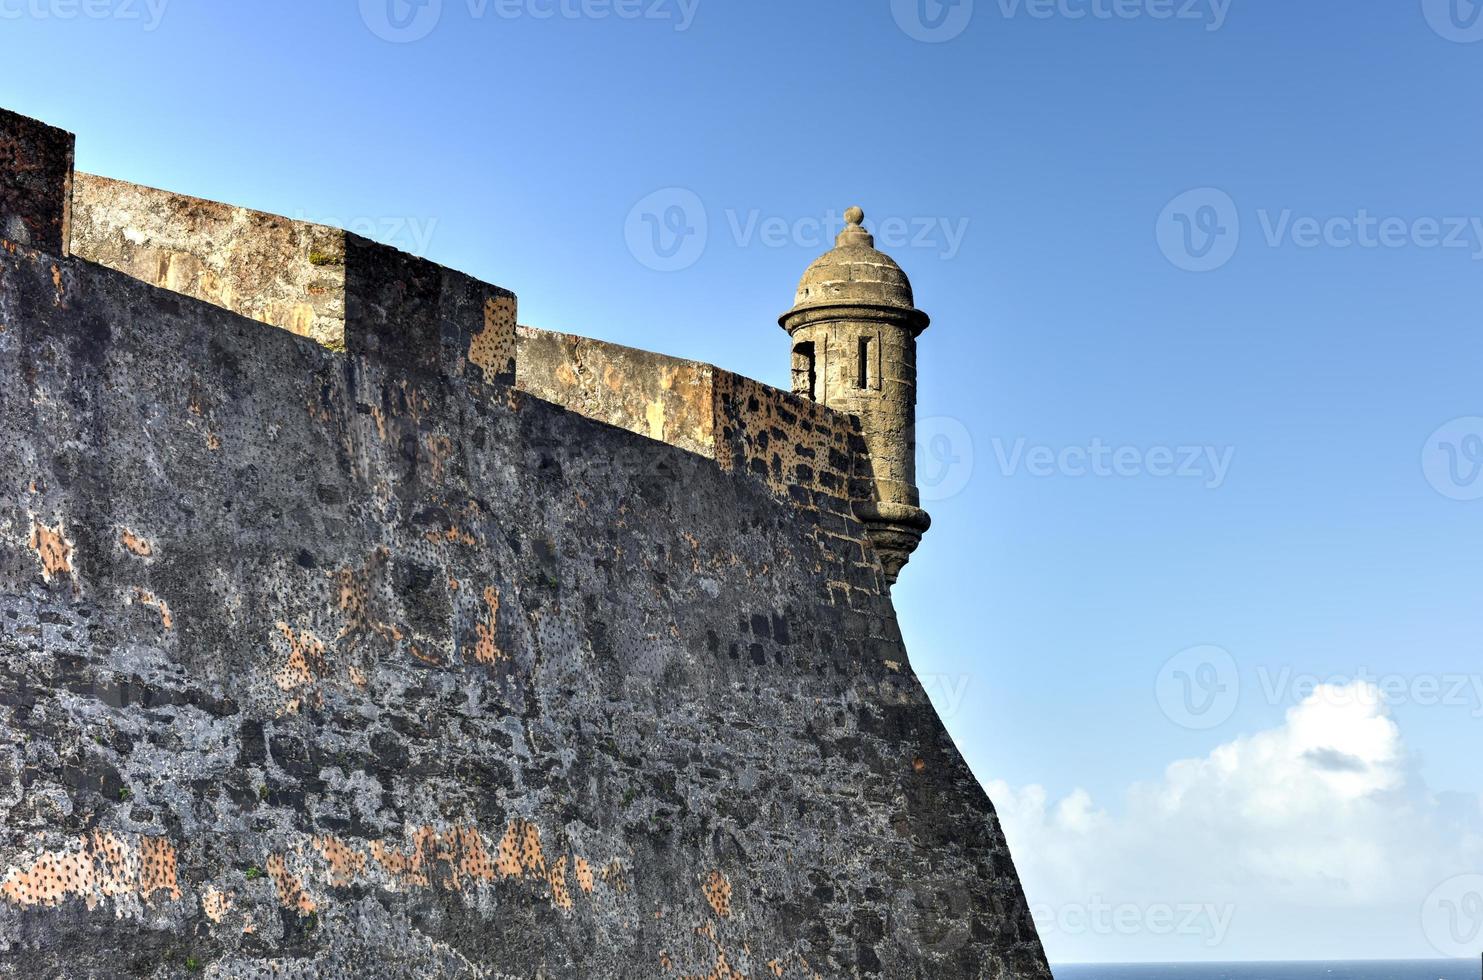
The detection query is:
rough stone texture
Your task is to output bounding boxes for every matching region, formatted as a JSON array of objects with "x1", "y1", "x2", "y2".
[
  {"x1": 515, "y1": 328, "x2": 891, "y2": 601},
  {"x1": 514, "y1": 327, "x2": 720, "y2": 460},
  {"x1": 0, "y1": 109, "x2": 73, "y2": 256},
  {"x1": 0, "y1": 245, "x2": 1050, "y2": 979},
  {"x1": 781, "y1": 209, "x2": 931, "y2": 583},
  {"x1": 0, "y1": 113, "x2": 1051, "y2": 978},
  {"x1": 70, "y1": 175, "x2": 517, "y2": 385}
]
